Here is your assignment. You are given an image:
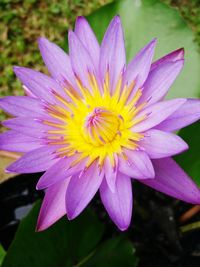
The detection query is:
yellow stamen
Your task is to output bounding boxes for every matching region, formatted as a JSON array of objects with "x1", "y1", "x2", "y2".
[{"x1": 43, "y1": 72, "x2": 146, "y2": 166}]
